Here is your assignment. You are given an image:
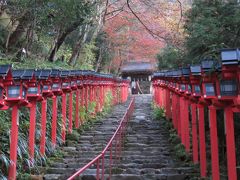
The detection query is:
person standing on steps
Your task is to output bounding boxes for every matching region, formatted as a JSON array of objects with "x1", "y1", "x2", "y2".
[{"x1": 131, "y1": 80, "x2": 137, "y2": 94}]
